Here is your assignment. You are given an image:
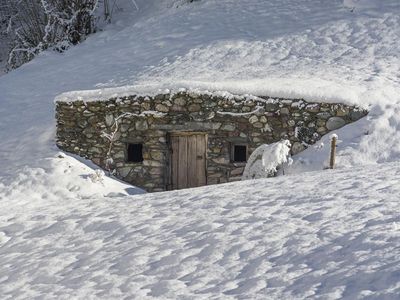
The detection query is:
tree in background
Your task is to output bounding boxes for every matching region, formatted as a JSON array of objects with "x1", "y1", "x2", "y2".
[
  {"x1": 0, "y1": 0, "x2": 199, "y2": 71},
  {"x1": 1, "y1": 0, "x2": 99, "y2": 70}
]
